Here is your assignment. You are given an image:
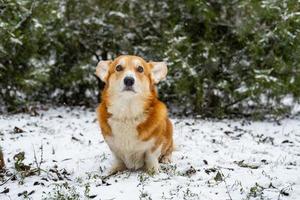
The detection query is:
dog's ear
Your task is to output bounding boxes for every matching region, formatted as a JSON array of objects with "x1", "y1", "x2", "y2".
[
  {"x1": 95, "y1": 60, "x2": 112, "y2": 83},
  {"x1": 149, "y1": 62, "x2": 168, "y2": 84}
]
